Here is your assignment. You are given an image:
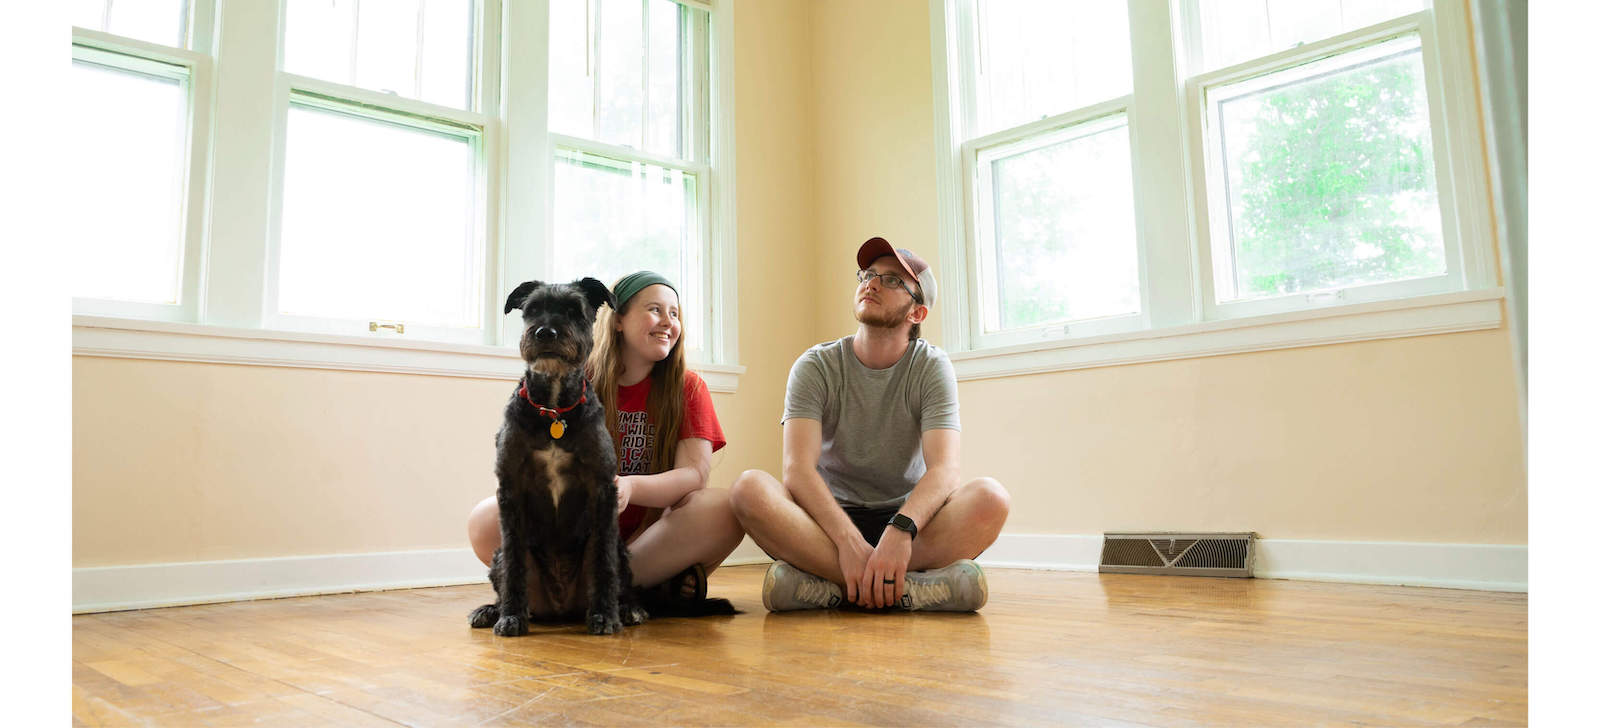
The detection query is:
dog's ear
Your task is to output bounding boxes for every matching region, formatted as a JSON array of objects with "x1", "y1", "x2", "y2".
[
  {"x1": 503, "y1": 281, "x2": 541, "y2": 315},
  {"x1": 575, "y1": 277, "x2": 617, "y2": 315}
]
